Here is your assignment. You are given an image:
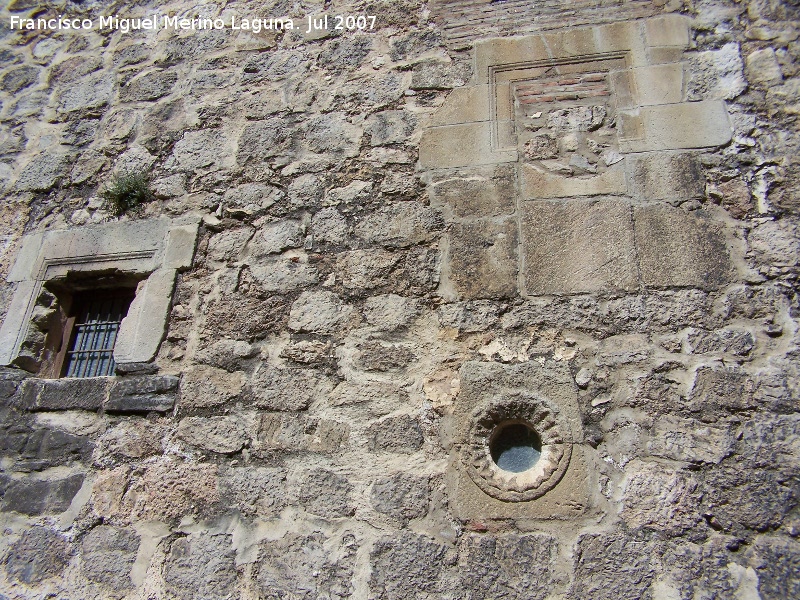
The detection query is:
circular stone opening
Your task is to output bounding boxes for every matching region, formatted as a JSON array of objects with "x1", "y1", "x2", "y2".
[{"x1": 489, "y1": 422, "x2": 542, "y2": 473}]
